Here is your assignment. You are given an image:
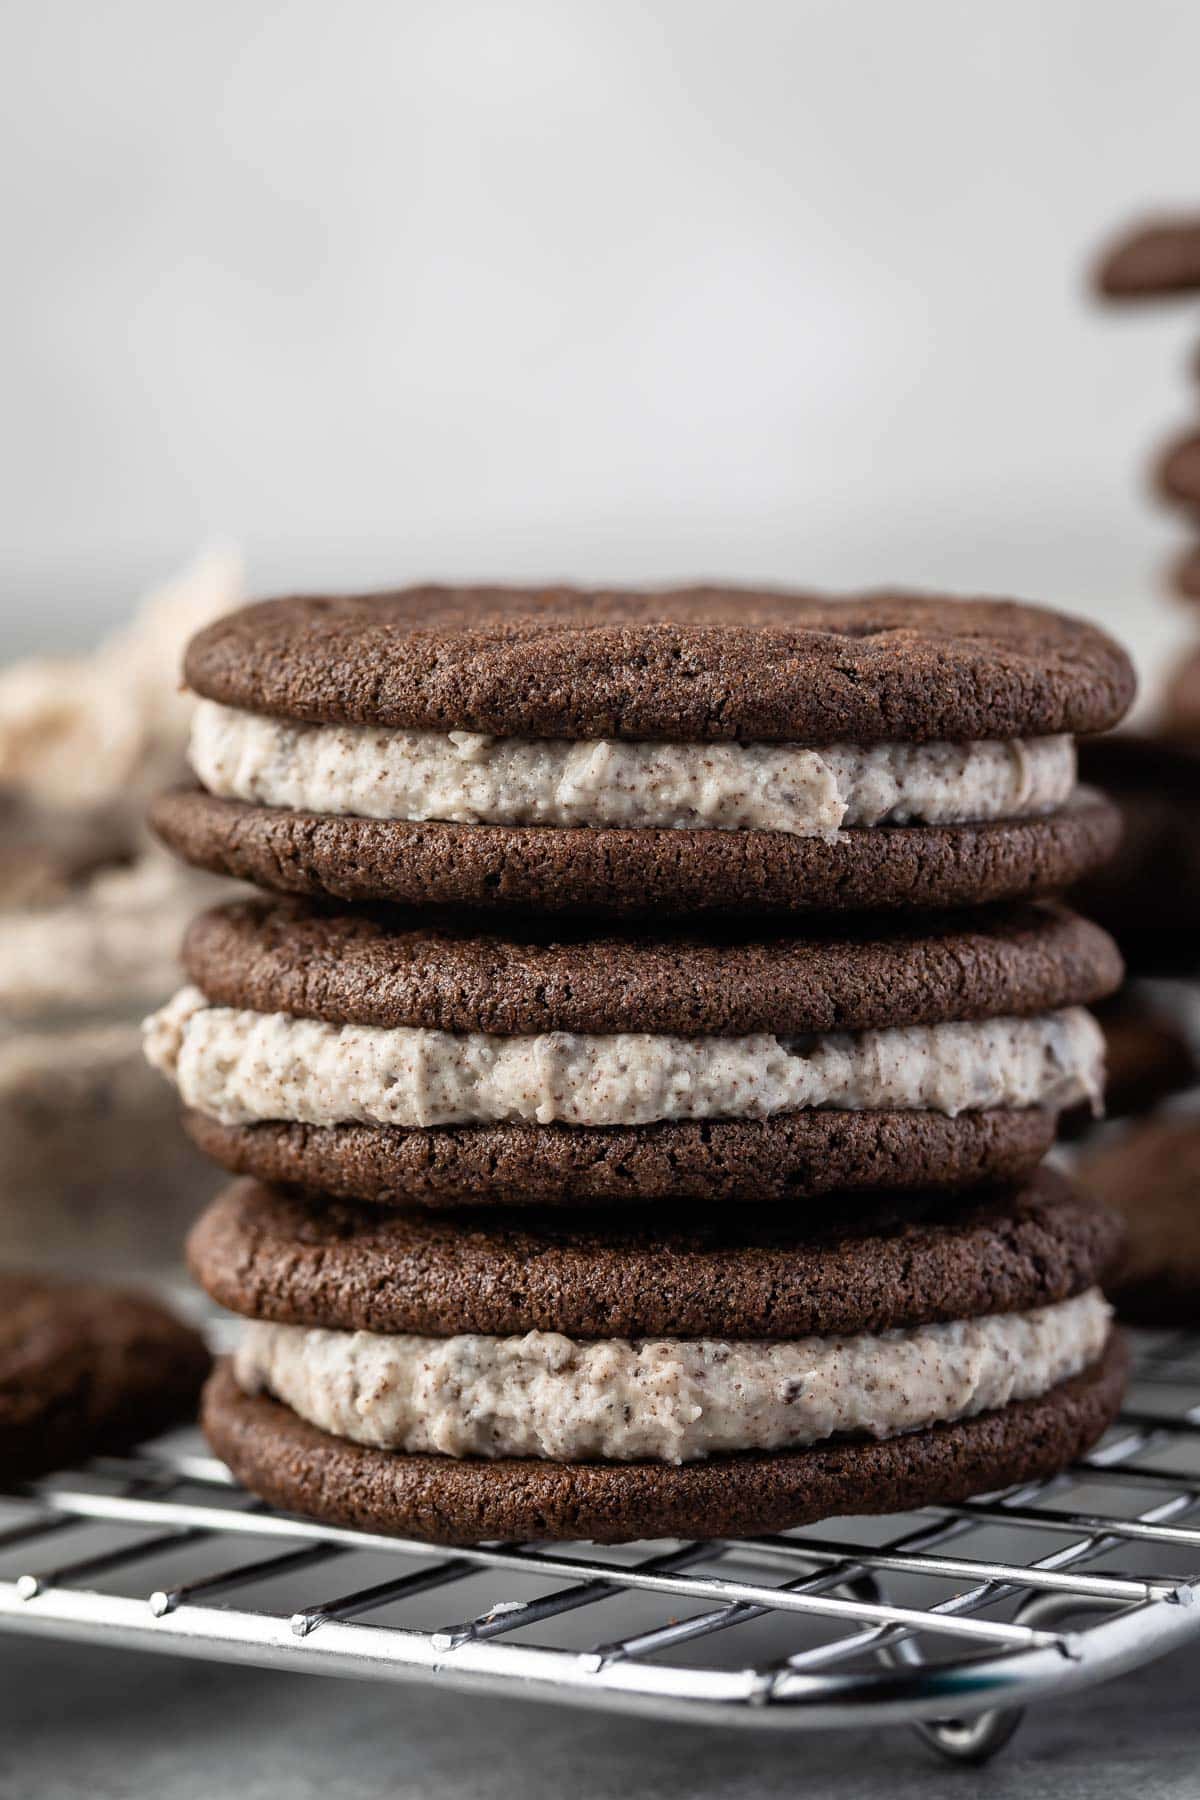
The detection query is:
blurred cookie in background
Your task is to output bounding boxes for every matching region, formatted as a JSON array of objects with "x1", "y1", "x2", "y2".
[
  {"x1": 0, "y1": 795, "x2": 122, "y2": 909},
  {"x1": 1156, "y1": 428, "x2": 1200, "y2": 514},
  {"x1": 0, "y1": 850, "x2": 232, "y2": 1020},
  {"x1": 1163, "y1": 642, "x2": 1200, "y2": 740},
  {"x1": 0, "y1": 552, "x2": 242, "y2": 1276},
  {"x1": 0, "y1": 1019, "x2": 211, "y2": 1276},
  {"x1": 1171, "y1": 543, "x2": 1200, "y2": 604},
  {"x1": 1100, "y1": 994, "x2": 1199, "y2": 1117},
  {"x1": 1061, "y1": 988, "x2": 1199, "y2": 1139},
  {"x1": 1080, "y1": 1116, "x2": 1200, "y2": 1326},
  {"x1": 1092, "y1": 213, "x2": 1200, "y2": 762},
  {"x1": 0, "y1": 1269, "x2": 209, "y2": 1480},
  {"x1": 0, "y1": 549, "x2": 242, "y2": 839},
  {"x1": 1093, "y1": 214, "x2": 1200, "y2": 300},
  {"x1": 1074, "y1": 735, "x2": 1200, "y2": 973}
]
